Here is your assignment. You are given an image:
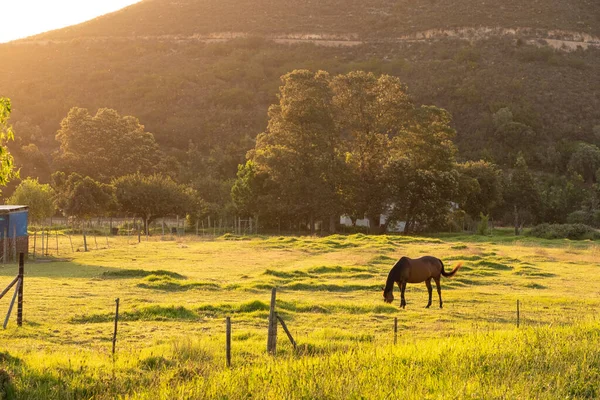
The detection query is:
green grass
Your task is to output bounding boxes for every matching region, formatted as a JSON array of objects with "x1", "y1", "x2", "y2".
[{"x1": 0, "y1": 233, "x2": 598, "y2": 399}]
